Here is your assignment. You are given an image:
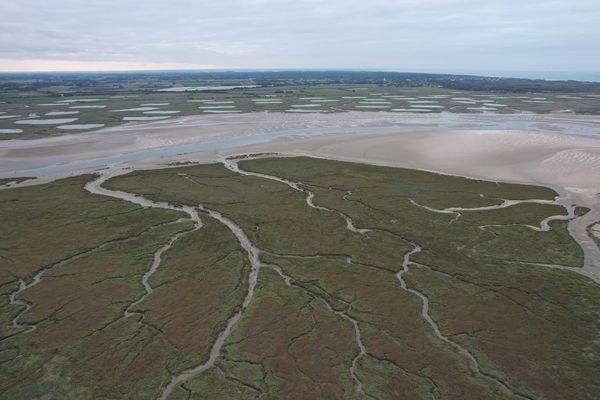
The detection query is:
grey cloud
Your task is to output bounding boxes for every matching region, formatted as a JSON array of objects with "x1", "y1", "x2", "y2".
[{"x1": 0, "y1": 0, "x2": 598, "y2": 71}]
